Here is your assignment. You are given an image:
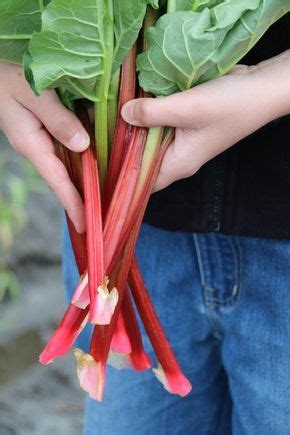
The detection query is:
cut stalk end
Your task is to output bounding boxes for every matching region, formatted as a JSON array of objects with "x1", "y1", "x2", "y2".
[
  {"x1": 89, "y1": 278, "x2": 118, "y2": 325},
  {"x1": 74, "y1": 349, "x2": 106, "y2": 402},
  {"x1": 72, "y1": 272, "x2": 89, "y2": 309},
  {"x1": 111, "y1": 313, "x2": 132, "y2": 354},
  {"x1": 131, "y1": 351, "x2": 152, "y2": 372},
  {"x1": 39, "y1": 306, "x2": 89, "y2": 365},
  {"x1": 153, "y1": 363, "x2": 192, "y2": 397},
  {"x1": 107, "y1": 351, "x2": 132, "y2": 370},
  {"x1": 107, "y1": 350, "x2": 151, "y2": 372}
]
